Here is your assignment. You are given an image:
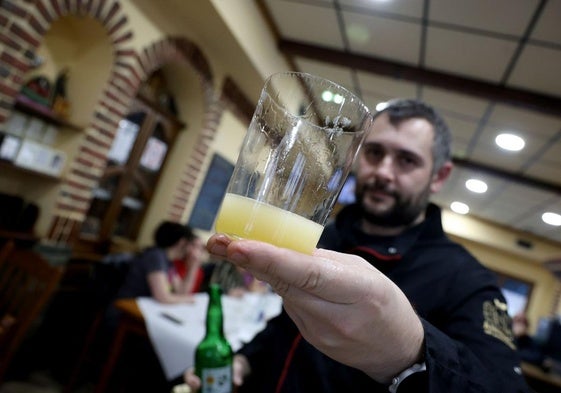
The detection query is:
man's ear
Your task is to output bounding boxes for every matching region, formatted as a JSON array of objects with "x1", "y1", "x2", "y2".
[{"x1": 430, "y1": 161, "x2": 453, "y2": 194}]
